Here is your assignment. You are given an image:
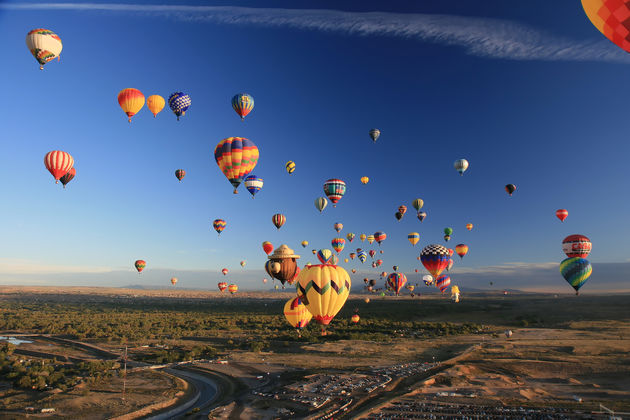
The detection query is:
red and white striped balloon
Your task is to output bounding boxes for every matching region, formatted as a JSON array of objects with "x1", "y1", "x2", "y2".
[
  {"x1": 44, "y1": 150, "x2": 74, "y2": 182},
  {"x1": 556, "y1": 209, "x2": 568, "y2": 222}
]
